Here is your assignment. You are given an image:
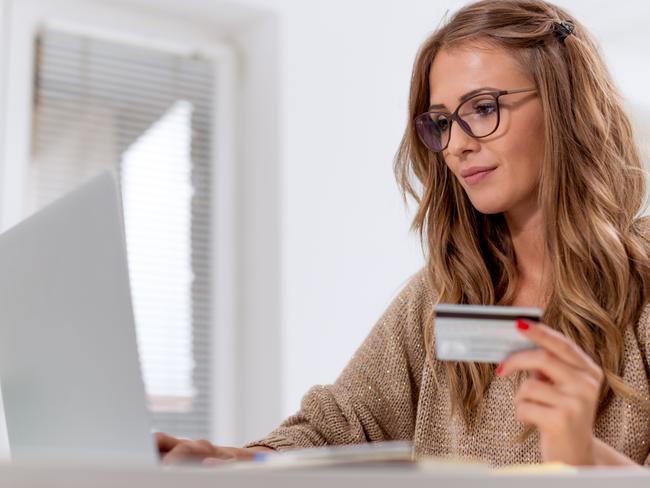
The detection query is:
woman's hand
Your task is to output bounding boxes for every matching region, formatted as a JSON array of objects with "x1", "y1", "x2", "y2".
[
  {"x1": 496, "y1": 319, "x2": 603, "y2": 465},
  {"x1": 155, "y1": 432, "x2": 274, "y2": 466}
]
